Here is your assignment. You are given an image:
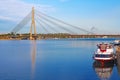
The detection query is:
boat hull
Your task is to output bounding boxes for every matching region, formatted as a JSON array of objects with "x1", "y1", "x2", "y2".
[
  {"x1": 94, "y1": 57, "x2": 114, "y2": 61},
  {"x1": 93, "y1": 54, "x2": 115, "y2": 61}
]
